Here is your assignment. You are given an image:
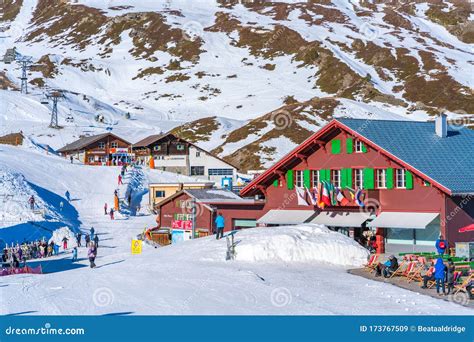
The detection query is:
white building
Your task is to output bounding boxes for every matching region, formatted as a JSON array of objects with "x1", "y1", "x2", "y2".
[{"x1": 133, "y1": 133, "x2": 238, "y2": 186}]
